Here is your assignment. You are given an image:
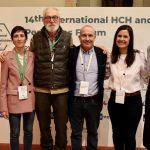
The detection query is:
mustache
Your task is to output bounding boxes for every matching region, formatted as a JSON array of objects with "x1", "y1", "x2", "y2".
[{"x1": 45, "y1": 23, "x2": 59, "y2": 32}]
